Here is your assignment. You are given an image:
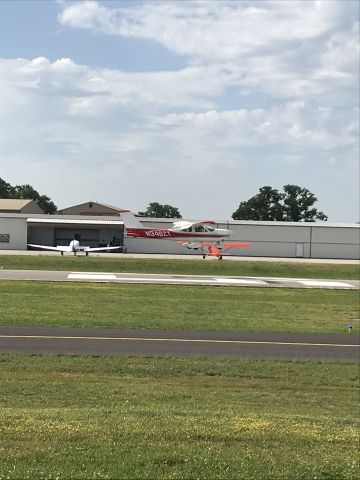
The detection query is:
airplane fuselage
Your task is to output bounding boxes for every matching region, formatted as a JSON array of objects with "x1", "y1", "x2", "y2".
[{"x1": 126, "y1": 227, "x2": 230, "y2": 242}]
